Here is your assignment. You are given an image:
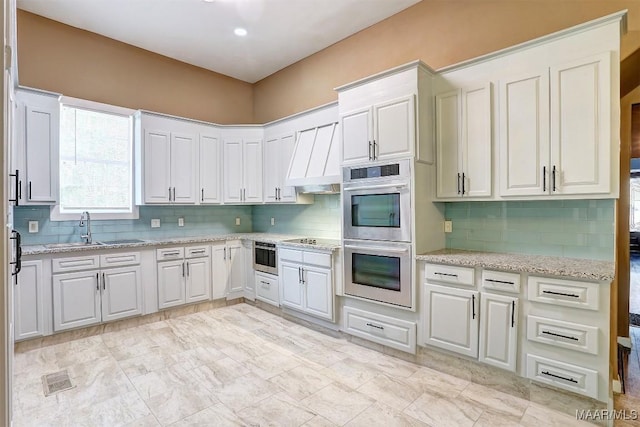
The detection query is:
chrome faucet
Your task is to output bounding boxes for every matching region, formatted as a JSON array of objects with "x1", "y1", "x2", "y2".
[{"x1": 79, "y1": 211, "x2": 92, "y2": 244}]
